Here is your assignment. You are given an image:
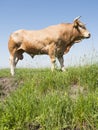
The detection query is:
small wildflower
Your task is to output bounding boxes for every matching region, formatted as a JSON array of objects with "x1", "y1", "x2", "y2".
[{"x1": 64, "y1": 91, "x2": 67, "y2": 96}]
